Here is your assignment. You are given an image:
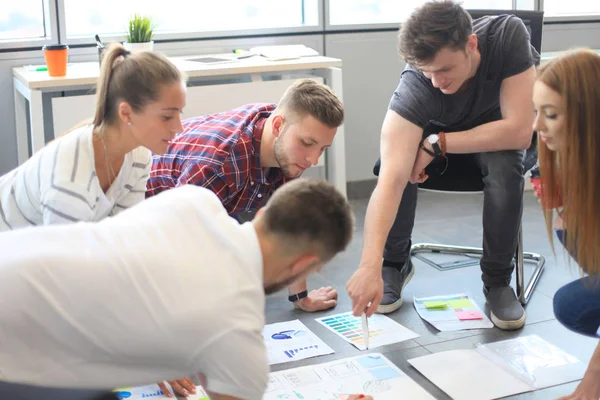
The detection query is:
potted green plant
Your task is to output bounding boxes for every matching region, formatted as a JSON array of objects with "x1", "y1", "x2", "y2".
[{"x1": 123, "y1": 14, "x2": 156, "y2": 53}]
